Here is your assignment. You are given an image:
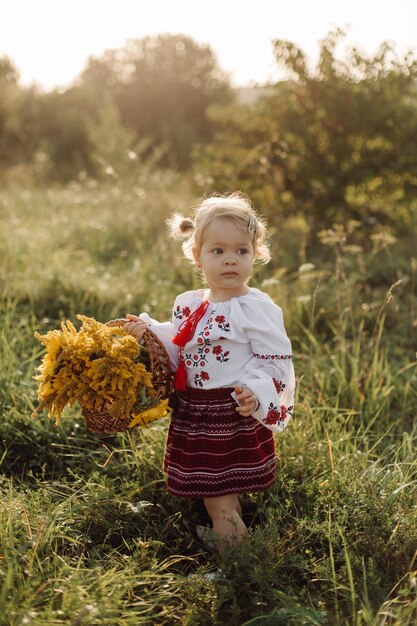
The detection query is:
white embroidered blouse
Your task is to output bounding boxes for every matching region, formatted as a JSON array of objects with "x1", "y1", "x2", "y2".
[{"x1": 140, "y1": 288, "x2": 295, "y2": 433}]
